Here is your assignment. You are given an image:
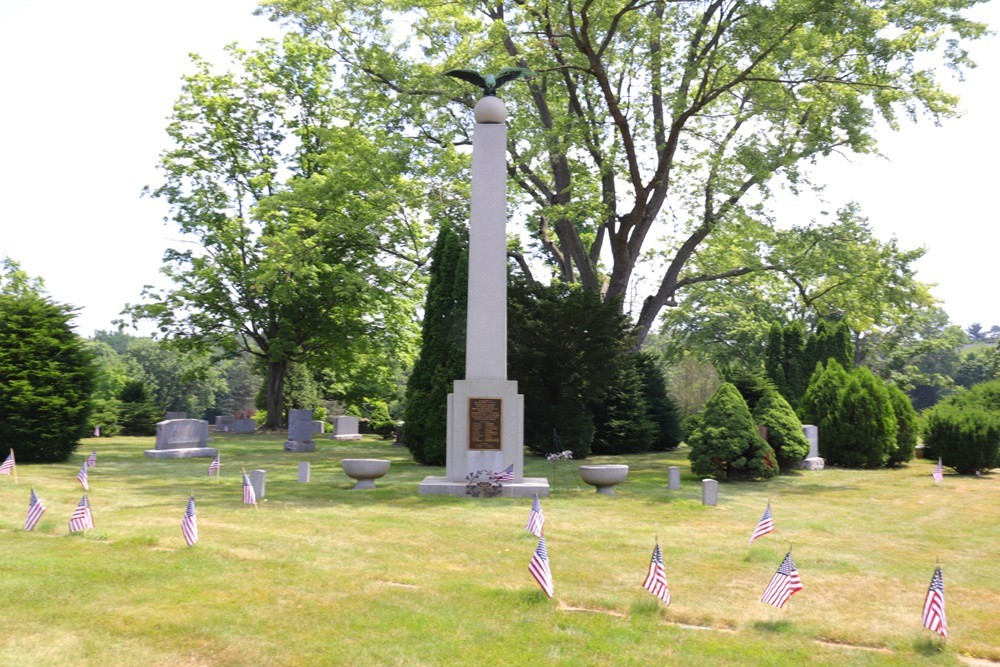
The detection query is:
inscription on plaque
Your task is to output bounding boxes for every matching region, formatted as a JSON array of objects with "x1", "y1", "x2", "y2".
[{"x1": 468, "y1": 398, "x2": 502, "y2": 450}]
